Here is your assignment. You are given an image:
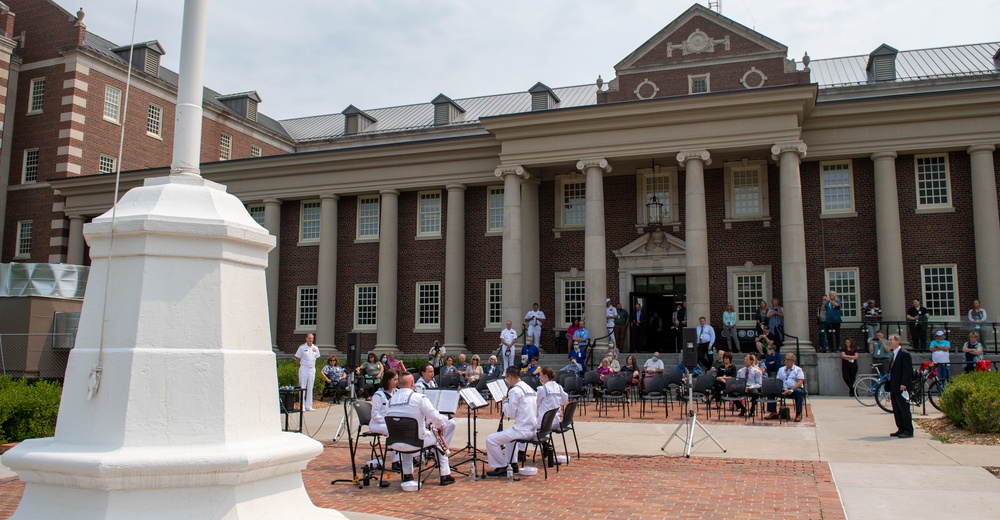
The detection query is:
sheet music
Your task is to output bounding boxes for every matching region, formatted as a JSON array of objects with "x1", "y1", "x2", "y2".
[
  {"x1": 423, "y1": 388, "x2": 460, "y2": 414},
  {"x1": 459, "y1": 387, "x2": 487, "y2": 409},
  {"x1": 486, "y1": 378, "x2": 508, "y2": 402}
]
